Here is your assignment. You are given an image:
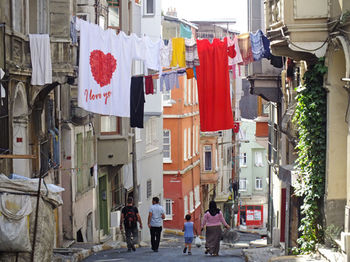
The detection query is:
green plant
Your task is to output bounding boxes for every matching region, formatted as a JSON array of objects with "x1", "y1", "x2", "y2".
[{"x1": 292, "y1": 57, "x2": 327, "y2": 254}]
